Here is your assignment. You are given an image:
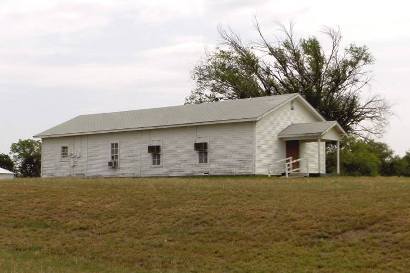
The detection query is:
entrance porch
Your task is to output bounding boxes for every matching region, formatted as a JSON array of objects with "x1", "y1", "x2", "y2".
[{"x1": 277, "y1": 121, "x2": 346, "y2": 176}]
